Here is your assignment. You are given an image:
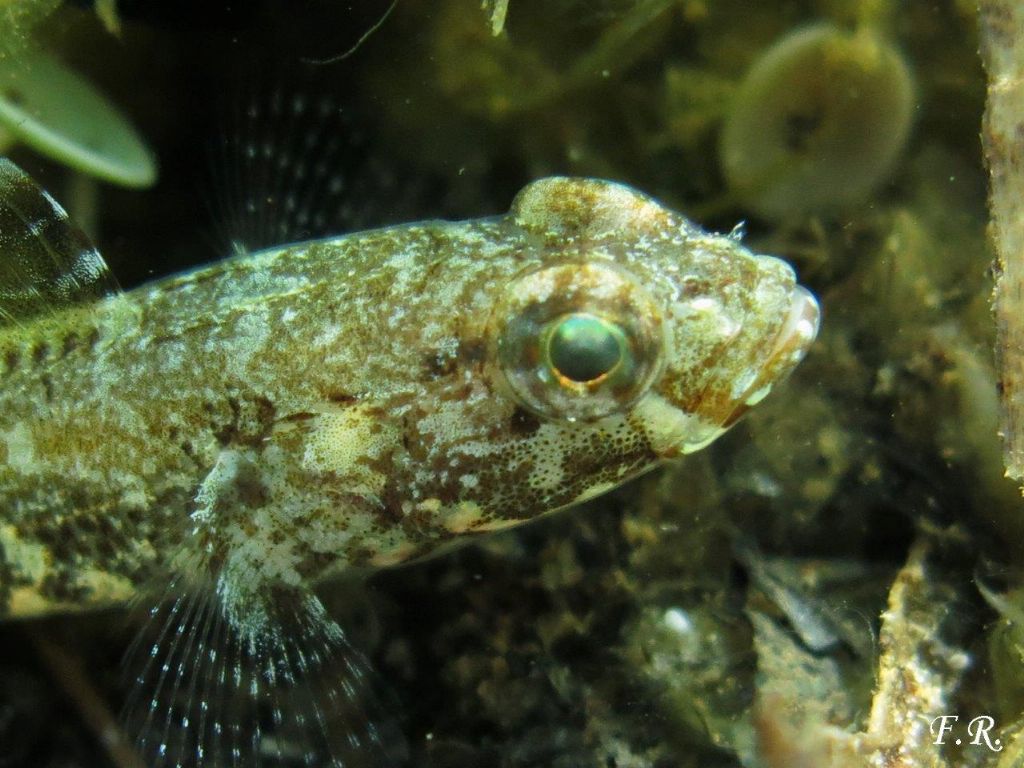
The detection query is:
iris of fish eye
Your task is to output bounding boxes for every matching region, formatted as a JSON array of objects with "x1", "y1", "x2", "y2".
[
  {"x1": 495, "y1": 261, "x2": 666, "y2": 421},
  {"x1": 547, "y1": 313, "x2": 624, "y2": 384}
]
